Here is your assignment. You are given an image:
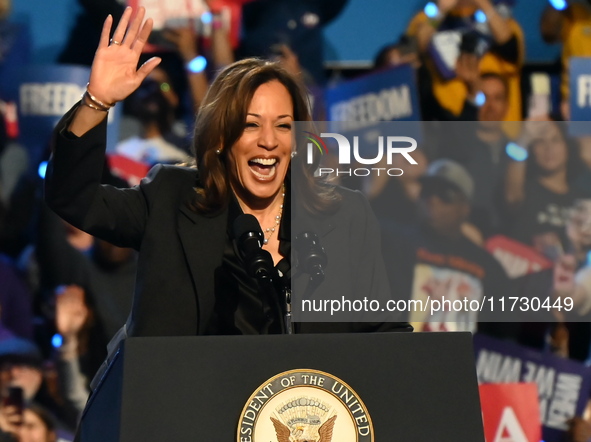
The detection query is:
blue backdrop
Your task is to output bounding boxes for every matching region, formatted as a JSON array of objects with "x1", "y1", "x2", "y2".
[{"x1": 13, "y1": 0, "x2": 561, "y2": 65}]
